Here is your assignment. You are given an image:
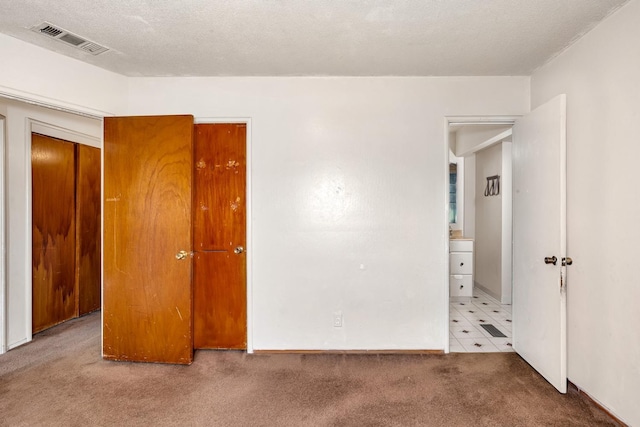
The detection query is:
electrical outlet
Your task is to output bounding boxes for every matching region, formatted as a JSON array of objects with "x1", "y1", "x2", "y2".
[{"x1": 333, "y1": 311, "x2": 343, "y2": 328}]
